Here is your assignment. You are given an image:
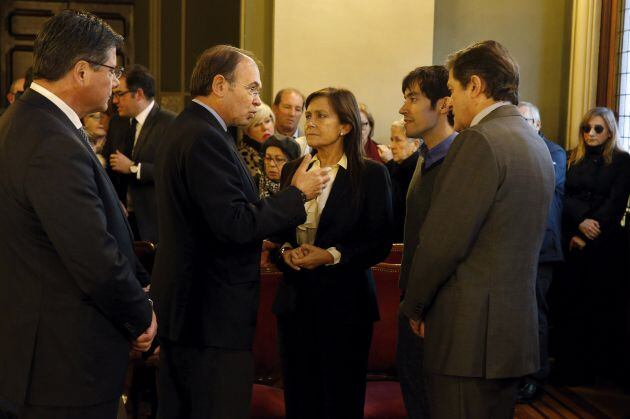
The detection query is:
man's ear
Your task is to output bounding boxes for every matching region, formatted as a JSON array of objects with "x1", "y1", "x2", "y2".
[
  {"x1": 211, "y1": 74, "x2": 229, "y2": 98},
  {"x1": 469, "y1": 75, "x2": 486, "y2": 99},
  {"x1": 436, "y1": 97, "x2": 451, "y2": 115},
  {"x1": 73, "y1": 60, "x2": 90, "y2": 85}
]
